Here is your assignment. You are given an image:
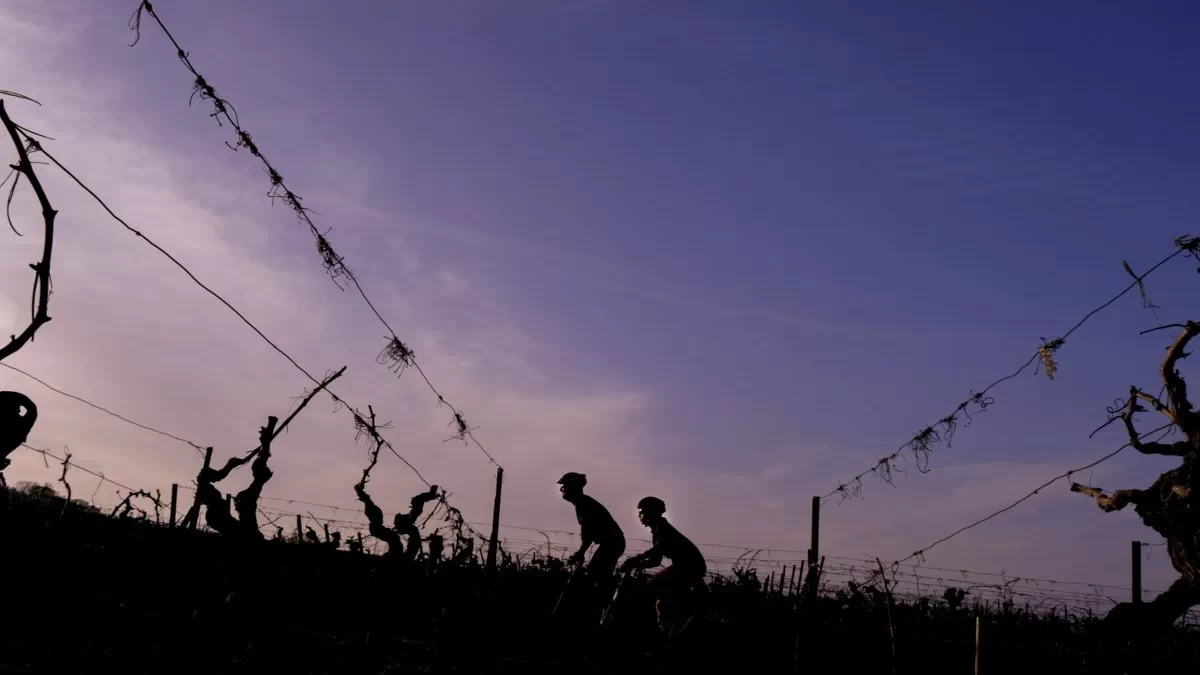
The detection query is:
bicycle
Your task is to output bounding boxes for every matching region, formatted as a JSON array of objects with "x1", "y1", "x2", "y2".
[{"x1": 600, "y1": 569, "x2": 711, "y2": 640}]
